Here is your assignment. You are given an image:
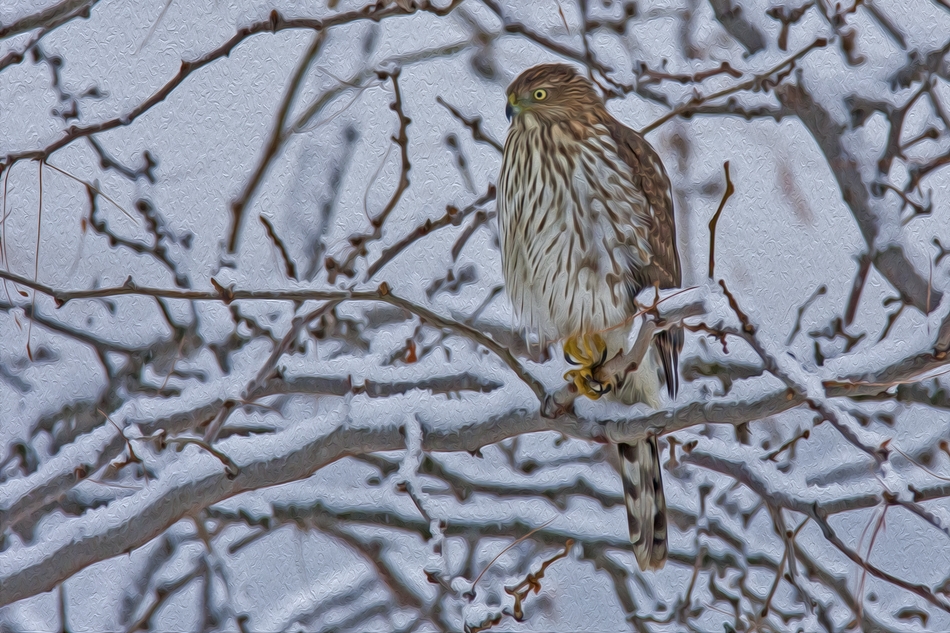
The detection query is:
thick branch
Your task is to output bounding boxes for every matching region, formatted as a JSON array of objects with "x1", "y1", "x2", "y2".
[
  {"x1": 775, "y1": 81, "x2": 942, "y2": 313},
  {"x1": 0, "y1": 0, "x2": 97, "y2": 40},
  {"x1": 0, "y1": 378, "x2": 805, "y2": 606}
]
